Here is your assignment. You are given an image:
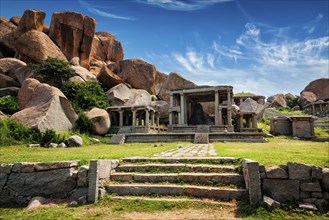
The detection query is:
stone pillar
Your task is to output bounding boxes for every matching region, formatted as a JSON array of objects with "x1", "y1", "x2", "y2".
[
  {"x1": 156, "y1": 113, "x2": 160, "y2": 132},
  {"x1": 227, "y1": 109, "x2": 232, "y2": 126},
  {"x1": 145, "y1": 110, "x2": 149, "y2": 127},
  {"x1": 246, "y1": 116, "x2": 251, "y2": 128},
  {"x1": 227, "y1": 90, "x2": 231, "y2": 105},
  {"x1": 180, "y1": 93, "x2": 185, "y2": 125},
  {"x1": 242, "y1": 159, "x2": 262, "y2": 206},
  {"x1": 238, "y1": 114, "x2": 243, "y2": 130},
  {"x1": 132, "y1": 110, "x2": 136, "y2": 127},
  {"x1": 169, "y1": 94, "x2": 173, "y2": 125},
  {"x1": 218, "y1": 108, "x2": 223, "y2": 125},
  {"x1": 252, "y1": 114, "x2": 258, "y2": 129},
  {"x1": 125, "y1": 112, "x2": 129, "y2": 126},
  {"x1": 151, "y1": 111, "x2": 155, "y2": 126},
  {"x1": 118, "y1": 110, "x2": 124, "y2": 127},
  {"x1": 312, "y1": 103, "x2": 315, "y2": 115},
  {"x1": 215, "y1": 90, "x2": 219, "y2": 125}
]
